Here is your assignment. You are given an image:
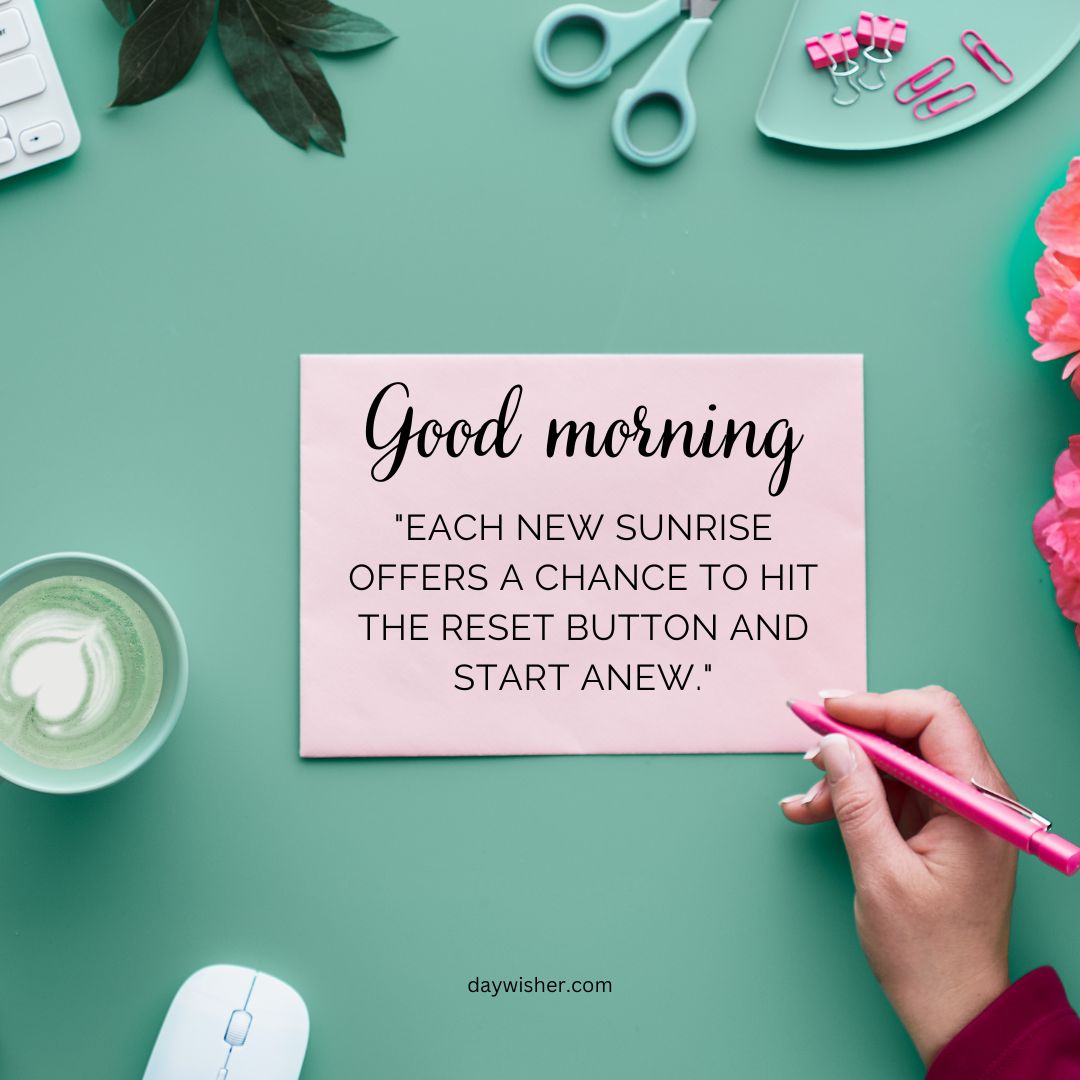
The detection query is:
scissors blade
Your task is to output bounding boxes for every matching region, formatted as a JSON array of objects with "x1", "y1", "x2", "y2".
[{"x1": 686, "y1": 0, "x2": 723, "y2": 18}]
